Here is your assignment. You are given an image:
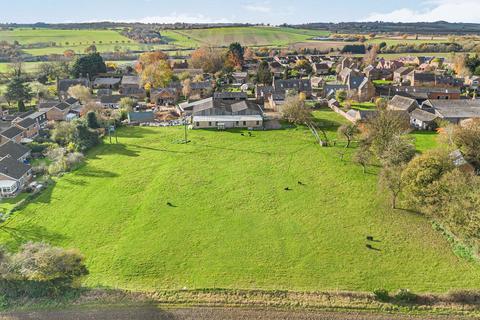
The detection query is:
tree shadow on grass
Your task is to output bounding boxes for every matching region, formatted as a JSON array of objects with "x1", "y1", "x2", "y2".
[
  {"x1": 131, "y1": 145, "x2": 196, "y2": 154},
  {"x1": 114, "y1": 127, "x2": 155, "y2": 139},
  {"x1": 90, "y1": 143, "x2": 140, "y2": 158},
  {"x1": 194, "y1": 143, "x2": 272, "y2": 156},
  {"x1": 76, "y1": 168, "x2": 119, "y2": 179},
  {"x1": 0, "y1": 223, "x2": 67, "y2": 250}
]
